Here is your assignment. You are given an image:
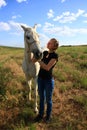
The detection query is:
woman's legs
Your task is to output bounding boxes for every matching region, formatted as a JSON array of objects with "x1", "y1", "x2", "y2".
[
  {"x1": 45, "y1": 78, "x2": 54, "y2": 119},
  {"x1": 37, "y1": 77, "x2": 54, "y2": 121},
  {"x1": 38, "y1": 77, "x2": 45, "y2": 117}
]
